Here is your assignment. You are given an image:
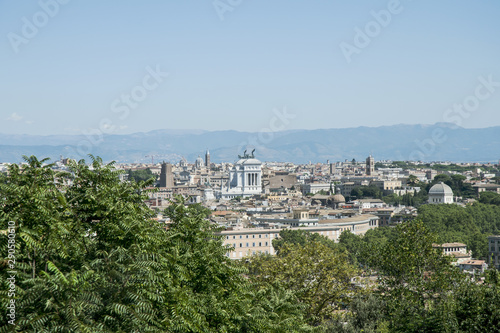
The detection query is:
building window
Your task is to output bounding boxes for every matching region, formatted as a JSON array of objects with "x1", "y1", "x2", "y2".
[
  {"x1": 246, "y1": 235, "x2": 249, "y2": 238},
  {"x1": 265, "y1": 242, "x2": 268, "y2": 246},
  {"x1": 259, "y1": 235, "x2": 262, "y2": 238},
  {"x1": 233, "y1": 236, "x2": 236, "y2": 239},
  {"x1": 259, "y1": 242, "x2": 262, "y2": 246},
  {"x1": 239, "y1": 243, "x2": 242, "y2": 248},
  {"x1": 252, "y1": 242, "x2": 255, "y2": 247},
  {"x1": 246, "y1": 243, "x2": 249, "y2": 247}
]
